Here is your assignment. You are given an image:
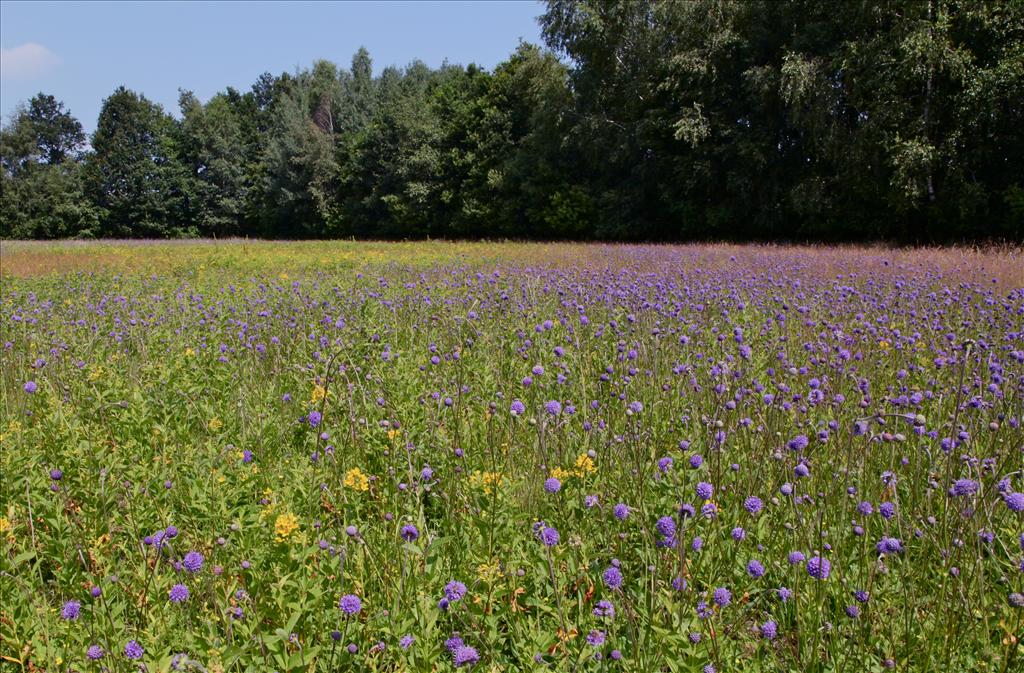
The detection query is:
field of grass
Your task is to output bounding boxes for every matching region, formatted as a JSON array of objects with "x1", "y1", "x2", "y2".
[{"x1": 1, "y1": 241, "x2": 1022, "y2": 673}]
